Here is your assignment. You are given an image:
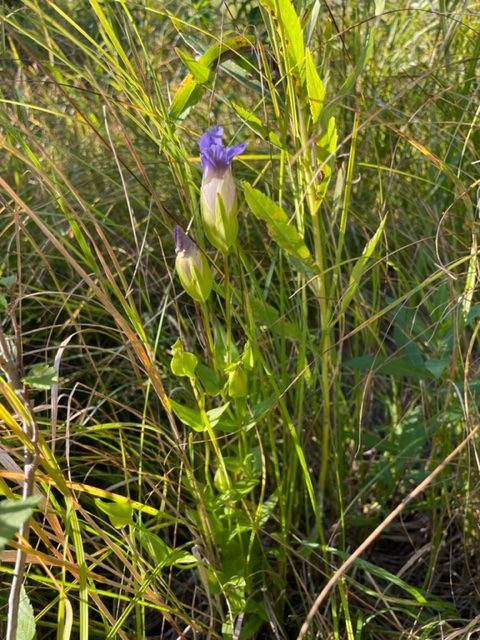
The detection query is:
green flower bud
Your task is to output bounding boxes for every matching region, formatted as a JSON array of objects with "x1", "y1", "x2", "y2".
[
  {"x1": 226, "y1": 362, "x2": 248, "y2": 398},
  {"x1": 201, "y1": 167, "x2": 239, "y2": 253},
  {"x1": 175, "y1": 226, "x2": 213, "y2": 303}
]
